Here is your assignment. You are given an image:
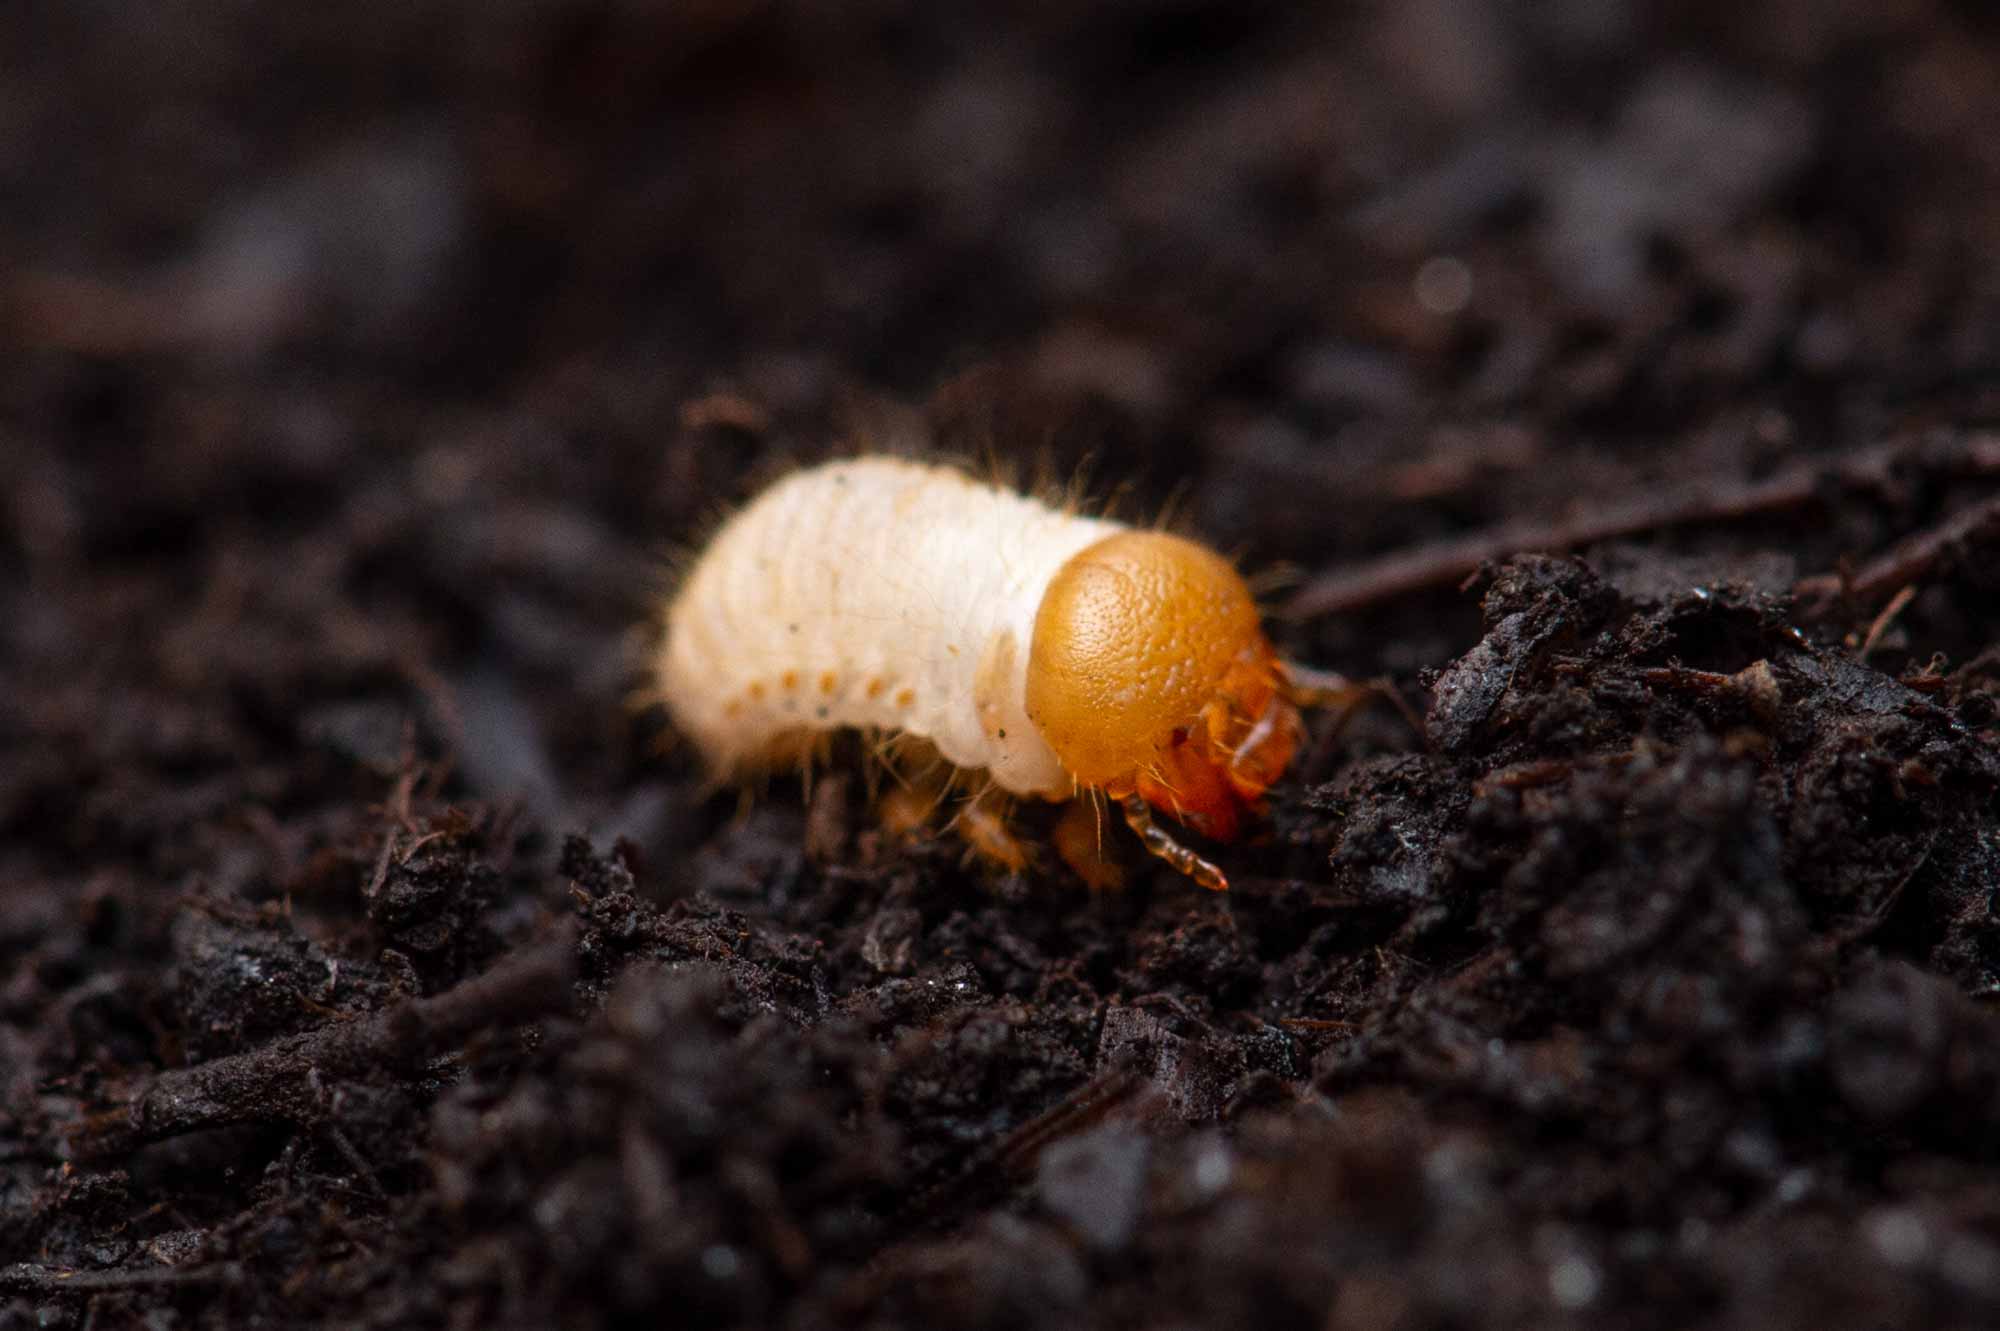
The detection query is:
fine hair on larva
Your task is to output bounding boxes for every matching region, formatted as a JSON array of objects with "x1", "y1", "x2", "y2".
[{"x1": 657, "y1": 454, "x2": 1314, "y2": 890}]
